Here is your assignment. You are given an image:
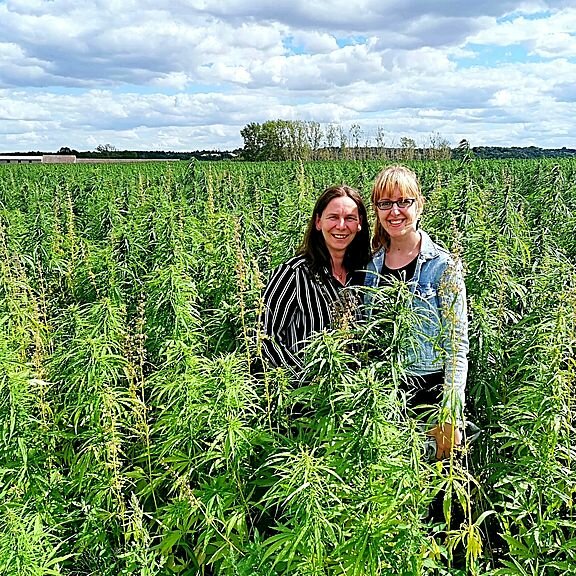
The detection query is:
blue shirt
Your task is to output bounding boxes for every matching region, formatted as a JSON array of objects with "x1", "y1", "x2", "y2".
[{"x1": 364, "y1": 230, "x2": 468, "y2": 422}]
